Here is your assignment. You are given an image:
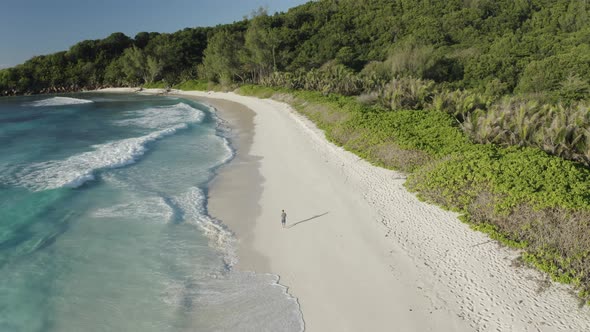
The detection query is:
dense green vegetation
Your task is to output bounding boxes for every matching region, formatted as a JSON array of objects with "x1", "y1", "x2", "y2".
[
  {"x1": 2, "y1": 0, "x2": 590, "y2": 301},
  {"x1": 4, "y1": 0, "x2": 590, "y2": 98},
  {"x1": 0, "y1": 29, "x2": 210, "y2": 93}
]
